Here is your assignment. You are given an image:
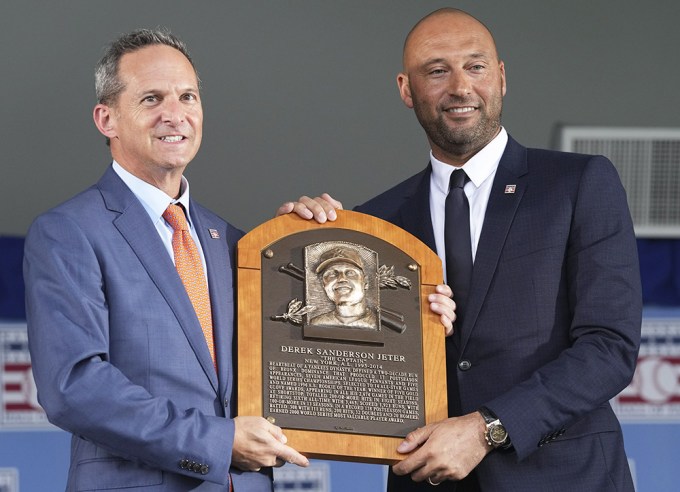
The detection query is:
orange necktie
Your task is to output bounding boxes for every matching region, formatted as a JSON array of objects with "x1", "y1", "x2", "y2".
[{"x1": 163, "y1": 204, "x2": 216, "y2": 367}]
